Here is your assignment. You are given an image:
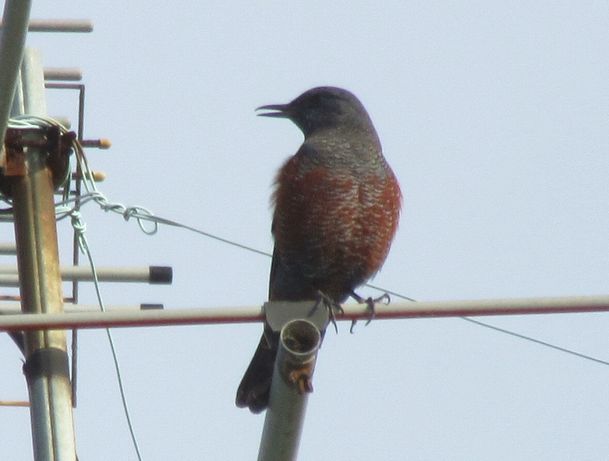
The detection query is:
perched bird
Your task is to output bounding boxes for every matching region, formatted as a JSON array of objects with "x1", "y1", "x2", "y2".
[{"x1": 236, "y1": 86, "x2": 402, "y2": 413}]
